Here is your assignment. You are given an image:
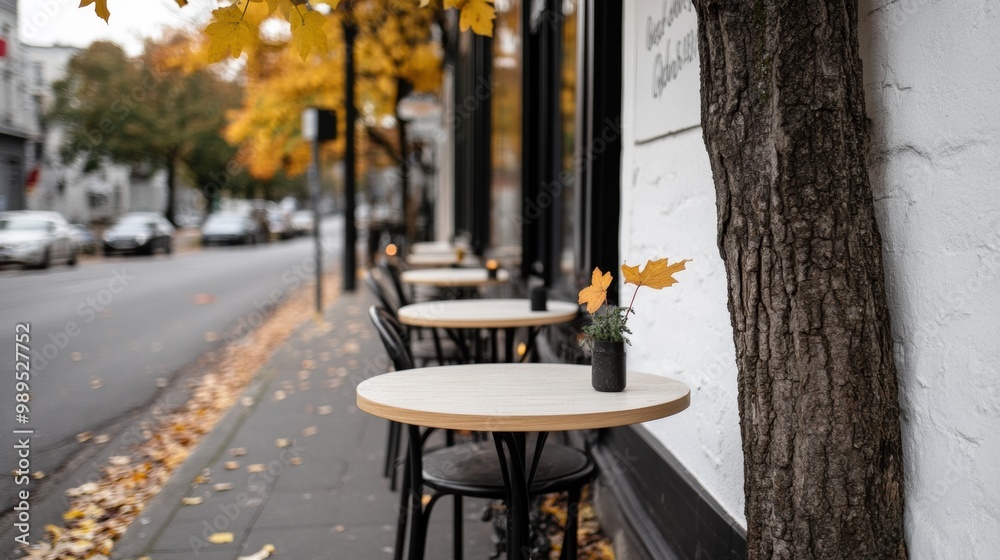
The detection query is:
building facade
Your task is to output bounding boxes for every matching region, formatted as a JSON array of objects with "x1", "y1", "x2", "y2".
[
  {"x1": 21, "y1": 44, "x2": 168, "y2": 223},
  {"x1": 435, "y1": 1, "x2": 1000, "y2": 558},
  {"x1": 0, "y1": 0, "x2": 33, "y2": 211}
]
